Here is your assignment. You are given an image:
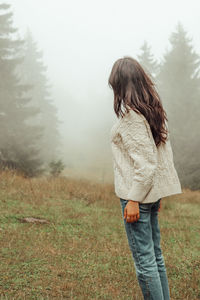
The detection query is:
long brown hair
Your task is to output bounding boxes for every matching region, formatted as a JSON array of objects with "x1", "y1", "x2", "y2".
[{"x1": 108, "y1": 56, "x2": 168, "y2": 147}]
